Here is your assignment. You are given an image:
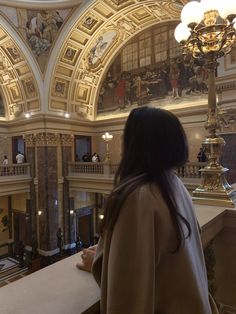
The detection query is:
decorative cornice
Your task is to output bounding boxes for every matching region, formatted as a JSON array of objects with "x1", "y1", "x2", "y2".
[
  {"x1": 60, "y1": 134, "x2": 74, "y2": 146},
  {"x1": 24, "y1": 134, "x2": 36, "y2": 147},
  {"x1": 216, "y1": 80, "x2": 236, "y2": 93},
  {"x1": 24, "y1": 132, "x2": 74, "y2": 146}
]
